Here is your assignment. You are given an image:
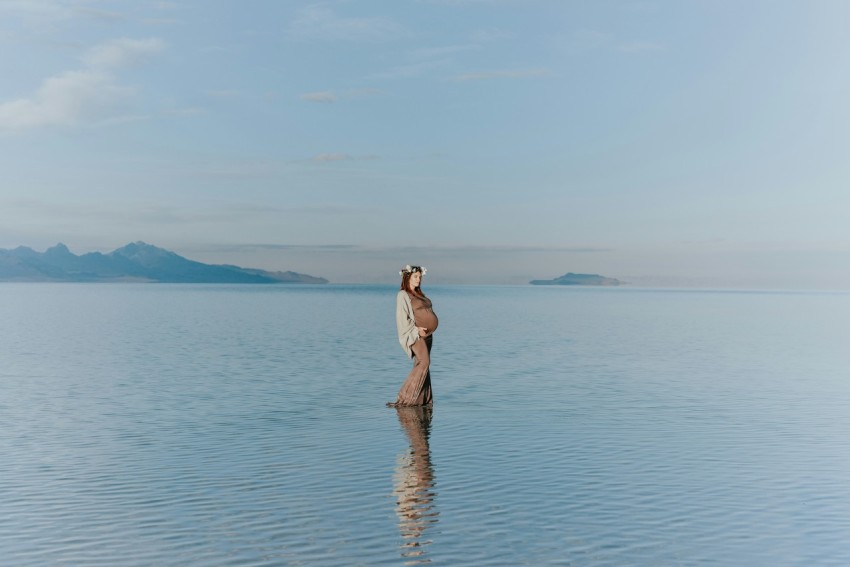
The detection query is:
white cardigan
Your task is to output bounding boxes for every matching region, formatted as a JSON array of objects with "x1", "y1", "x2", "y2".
[{"x1": 395, "y1": 290, "x2": 419, "y2": 358}]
